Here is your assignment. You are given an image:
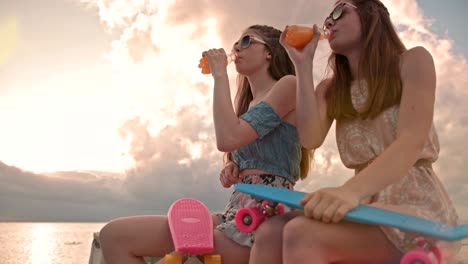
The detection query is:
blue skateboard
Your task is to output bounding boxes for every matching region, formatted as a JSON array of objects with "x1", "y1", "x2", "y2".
[
  {"x1": 234, "y1": 183, "x2": 467, "y2": 264},
  {"x1": 234, "y1": 183, "x2": 467, "y2": 240}
]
